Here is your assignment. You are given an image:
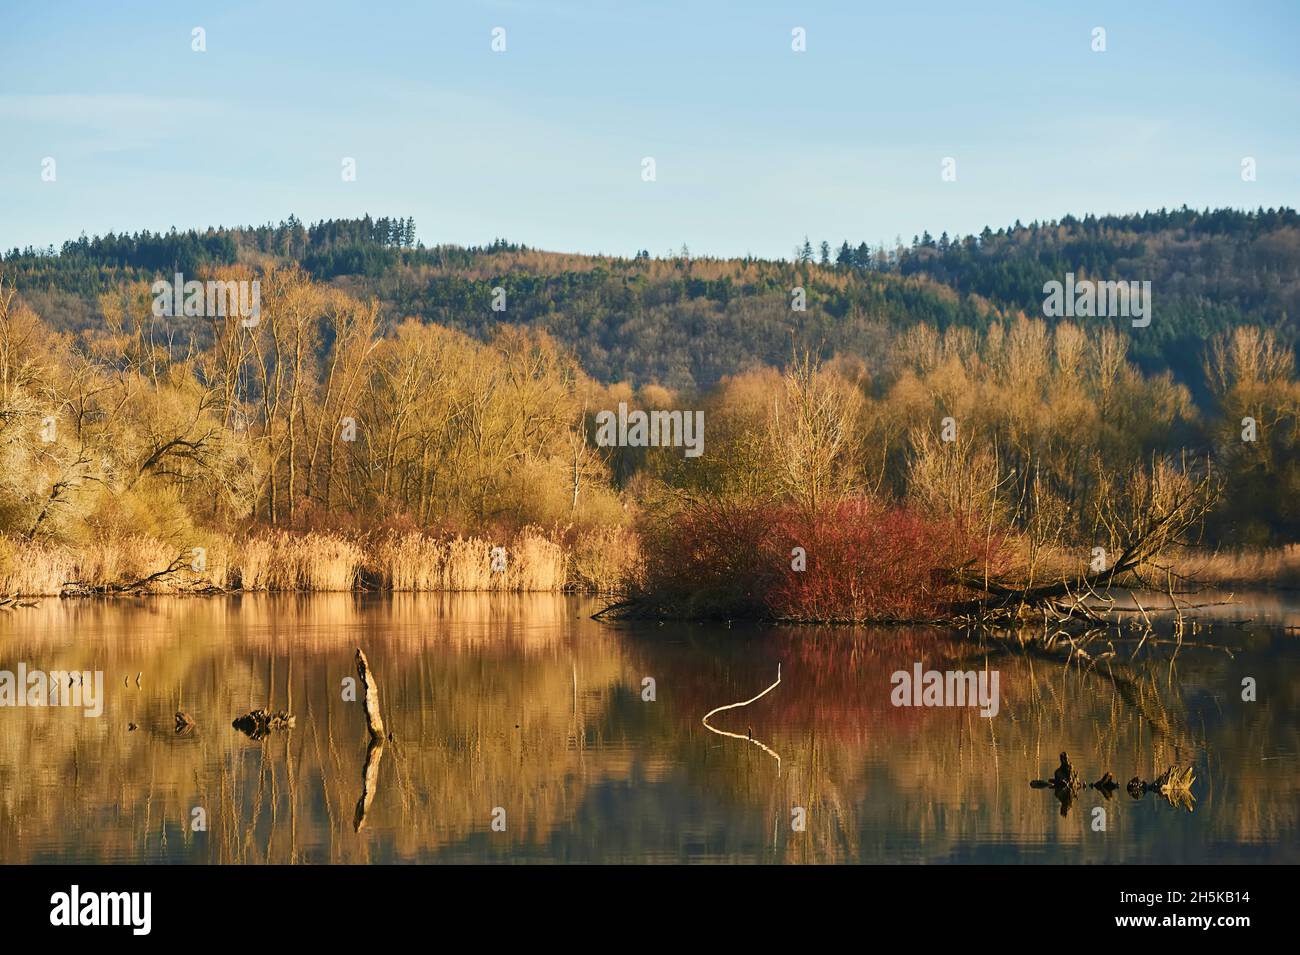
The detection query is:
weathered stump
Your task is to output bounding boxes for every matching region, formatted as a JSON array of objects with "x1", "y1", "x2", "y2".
[{"x1": 355, "y1": 648, "x2": 384, "y2": 740}]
